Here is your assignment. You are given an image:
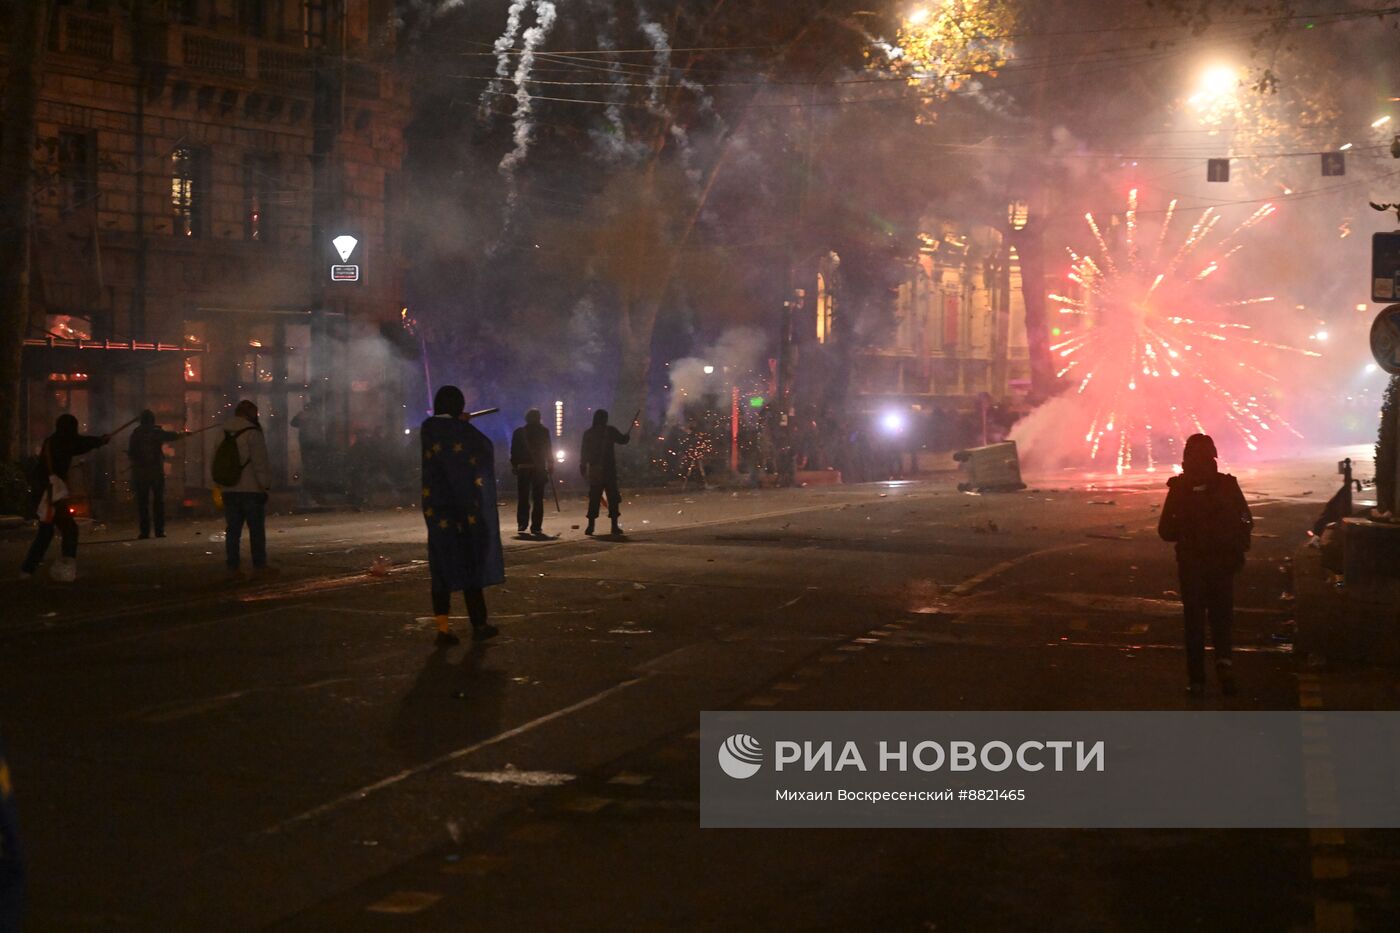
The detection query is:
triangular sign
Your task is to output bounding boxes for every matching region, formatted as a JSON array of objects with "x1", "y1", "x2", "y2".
[{"x1": 332, "y1": 235, "x2": 358, "y2": 262}]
